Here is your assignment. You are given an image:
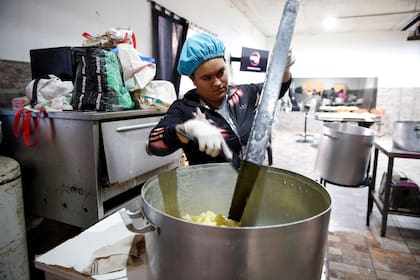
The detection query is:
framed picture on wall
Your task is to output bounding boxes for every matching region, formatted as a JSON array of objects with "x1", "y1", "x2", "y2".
[{"x1": 239, "y1": 47, "x2": 269, "y2": 72}]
